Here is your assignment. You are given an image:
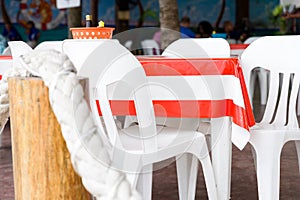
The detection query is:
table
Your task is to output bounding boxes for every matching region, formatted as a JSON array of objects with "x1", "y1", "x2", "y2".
[
  {"x1": 97, "y1": 56, "x2": 255, "y2": 199},
  {"x1": 0, "y1": 55, "x2": 12, "y2": 80},
  {"x1": 98, "y1": 57, "x2": 254, "y2": 148},
  {"x1": 230, "y1": 44, "x2": 249, "y2": 57}
]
